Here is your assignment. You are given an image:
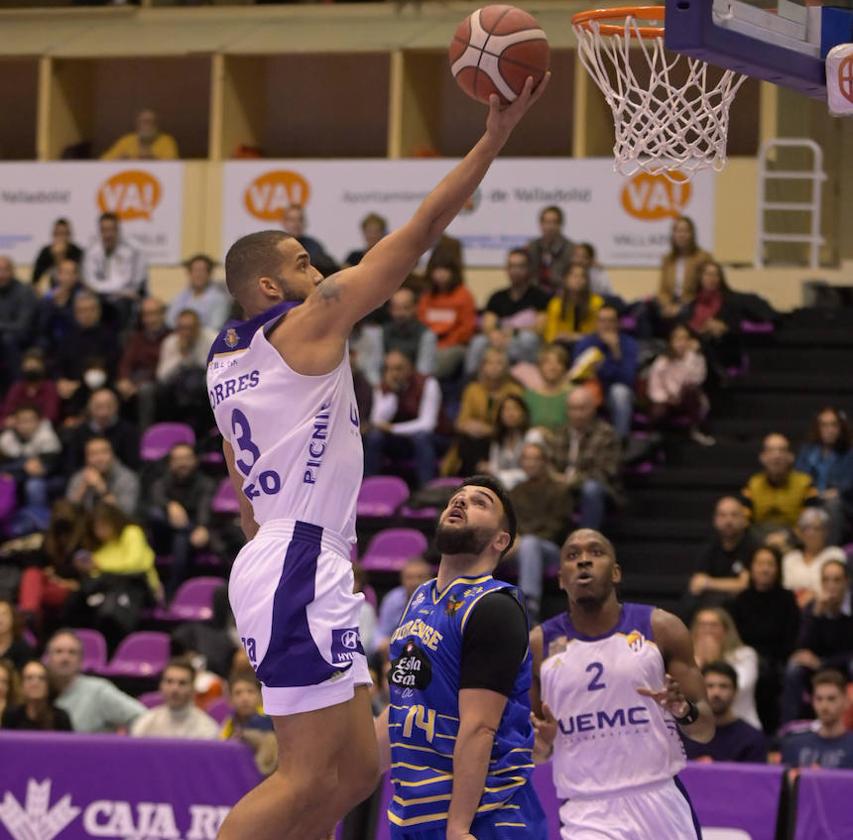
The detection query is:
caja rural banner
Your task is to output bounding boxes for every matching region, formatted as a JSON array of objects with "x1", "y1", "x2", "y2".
[
  {"x1": 222, "y1": 159, "x2": 715, "y2": 268},
  {"x1": 0, "y1": 162, "x2": 184, "y2": 265}
]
